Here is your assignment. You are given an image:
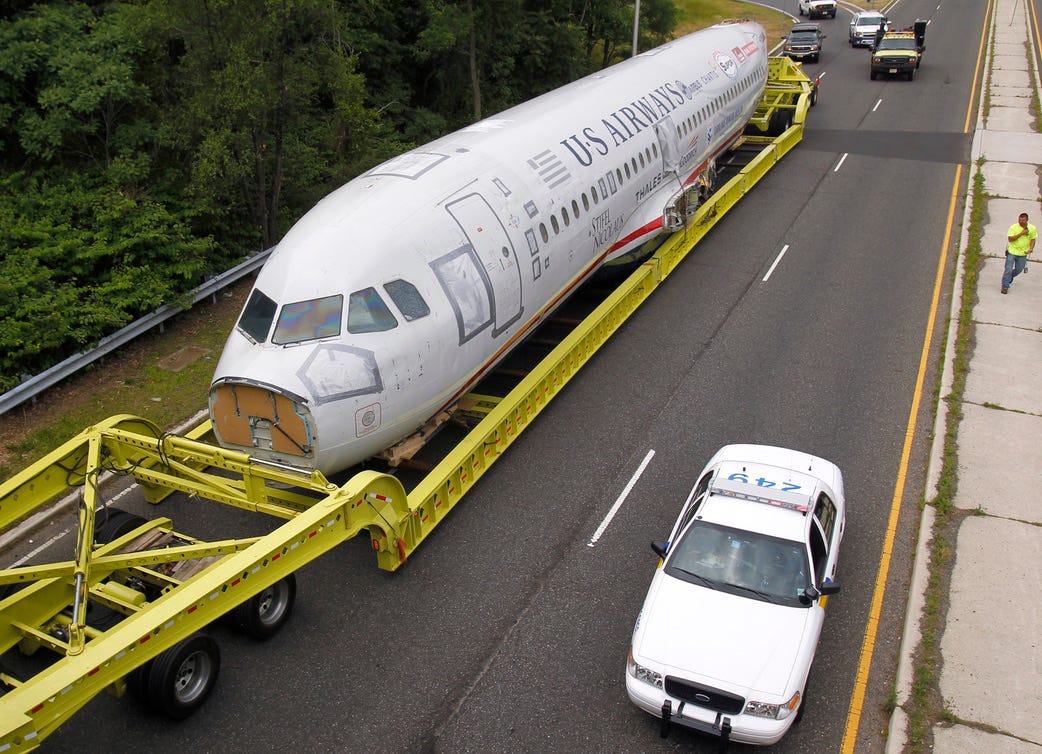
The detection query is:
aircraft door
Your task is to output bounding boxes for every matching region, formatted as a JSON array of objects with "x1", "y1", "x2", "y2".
[
  {"x1": 446, "y1": 193, "x2": 523, "y2": 336},
  {"x1": 654, "y1": 115, "x2": 681, "y2": 175}
]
